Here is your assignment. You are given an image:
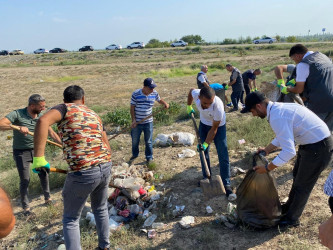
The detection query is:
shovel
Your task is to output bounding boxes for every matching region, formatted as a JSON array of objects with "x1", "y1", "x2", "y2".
[
  {"x1": 10, "y1": 124, "x2": 62, "y2": 148},
  {"x1": 190, "y1": 113, "x2": 225, "y2": 198}
]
